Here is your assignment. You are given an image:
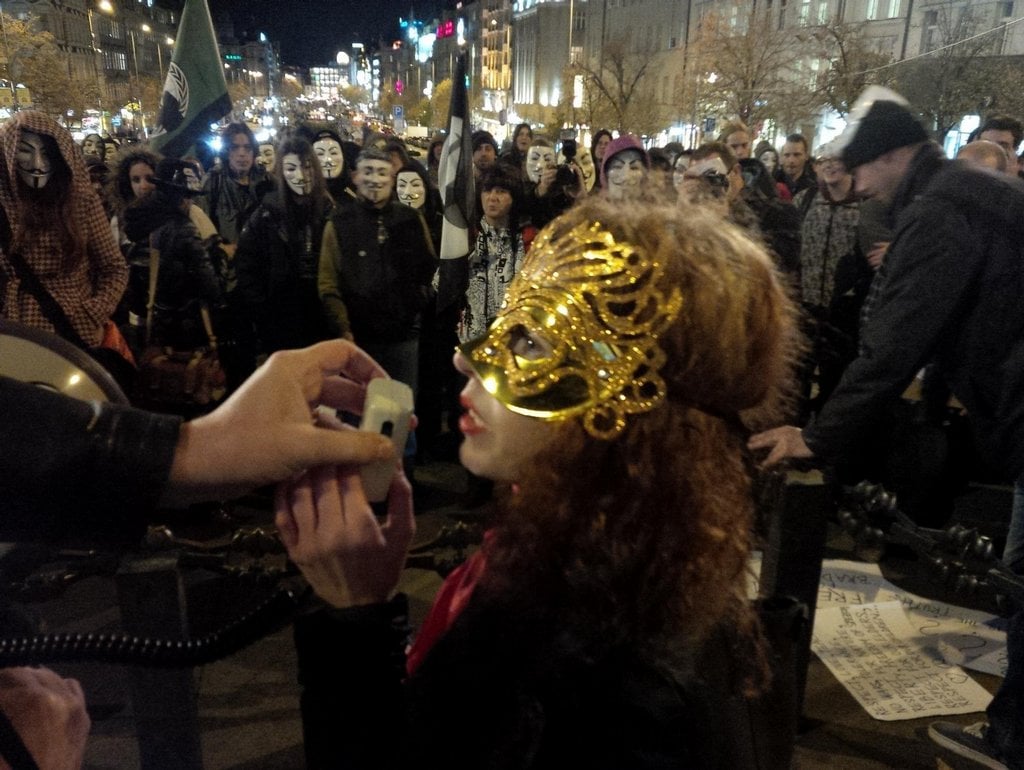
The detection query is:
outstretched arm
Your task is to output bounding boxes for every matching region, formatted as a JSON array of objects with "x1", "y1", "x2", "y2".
[{"x1": 164, "y1": 340, "x2": 395, "y2": 505}]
